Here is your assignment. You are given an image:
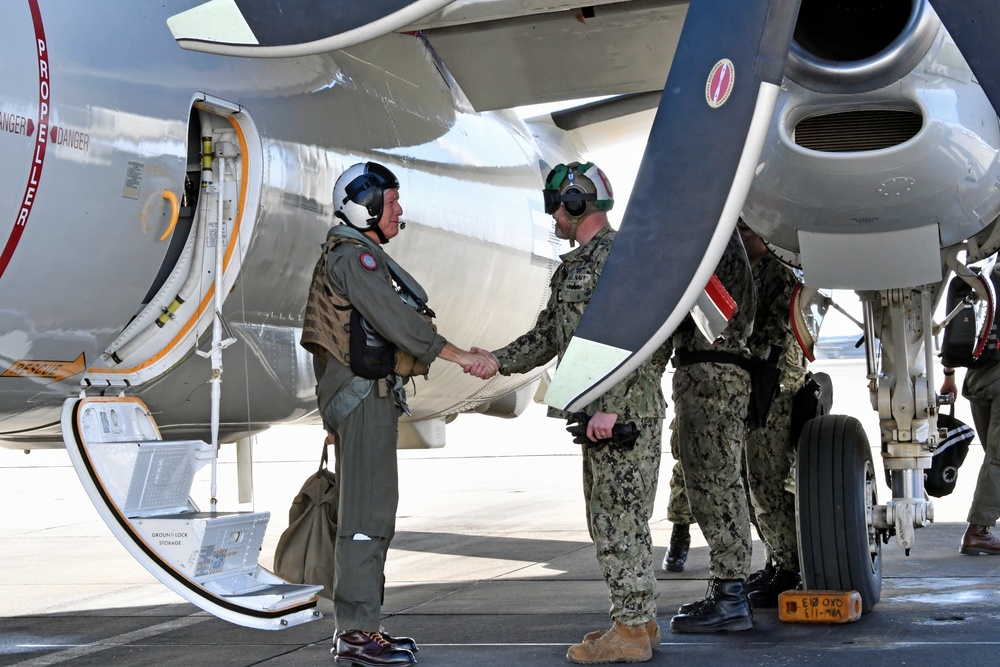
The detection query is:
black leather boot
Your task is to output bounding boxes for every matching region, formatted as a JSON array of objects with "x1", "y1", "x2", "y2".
[
  {"x1": 744, "y1": 561, "x2": 777, "y2": 594},
  {"x1": 748, "y1": 568, "x2": 801, "y2": 608},
  {"x1": 333, "y1": 630, "x2": 416, "y2": 667},
  {"x1": 670, "y1": 579, "x2": 753, "y2": 634},
  {"x1": 675, "y1": 575, "x2": 758, "y2": 622},
  {"x1": 676, "y1": 587, "x2": 711, "y2": 616},
  {"x1": 662, "y1": 523, "x2": 691, "y2": 572}
]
